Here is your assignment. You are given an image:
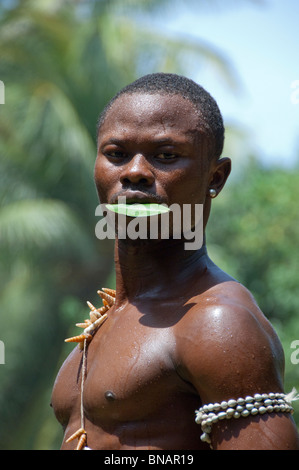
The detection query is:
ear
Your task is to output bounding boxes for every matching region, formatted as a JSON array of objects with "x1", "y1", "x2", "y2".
[{"x1": 207, "y1": 157, "x2": 231, "y2": 197}]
